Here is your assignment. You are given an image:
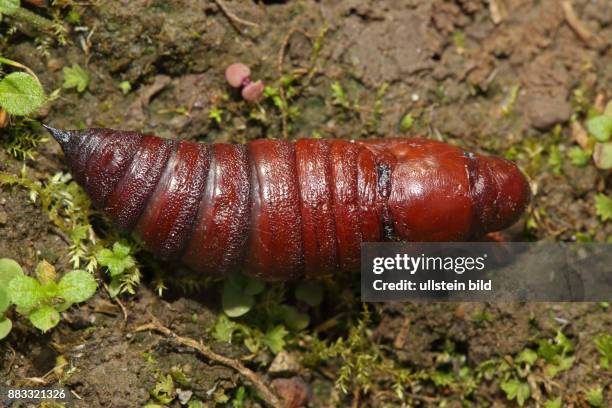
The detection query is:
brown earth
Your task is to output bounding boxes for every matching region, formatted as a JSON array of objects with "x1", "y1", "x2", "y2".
[{"x1": 1, "y1": 0, "x2": 611, "y2": 407}]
